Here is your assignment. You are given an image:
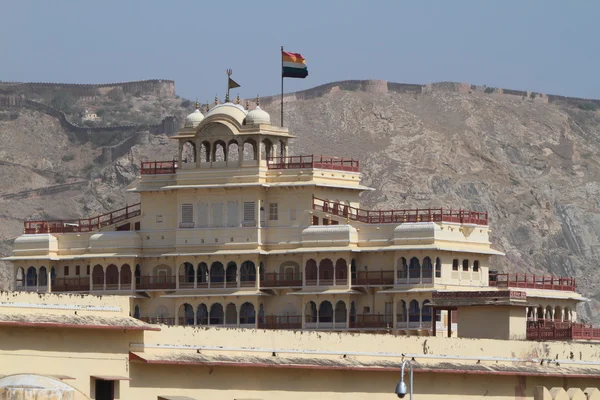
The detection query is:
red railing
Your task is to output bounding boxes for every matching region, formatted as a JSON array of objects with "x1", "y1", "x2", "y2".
[
  {"x1": 24, "y1": 203, "x2": 141, "y2": 234},
  {"x1": 353, "y1": 271, "x2": 395, "y2": 286},
  {"x1": 489, "y1": 273, "x2": 576, "y2": 292},
  {"x1": 260, "y1": 272, "x2": 303, "y2": 287},
  {"x1": 312, "y1": 196, "x2": 488, "y2": 225},
  {"x1": 136, "y1": 275, "x2": 177, "y2": 290},
  {"x1": 349, "y1": 314, "x2": 394, "y2": 329},
  {"x1": 139, "y1": 317, "x2": 175, "y2": 326},
  {"x1": 258, "y1": 315, "x2": 302, "y2": 330},
  {"x1": 141, "y1": 160, "x2": 178, "y2": 175},
  {"x1": 267, "y1": 155, "x2": 360, "y2": 172},
  {"x1": 526, "y1": 320, "x2": 600, "y2": 341},
  {"x1": 51, "y1": 277, "x2": 90, "y2": 292}
]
